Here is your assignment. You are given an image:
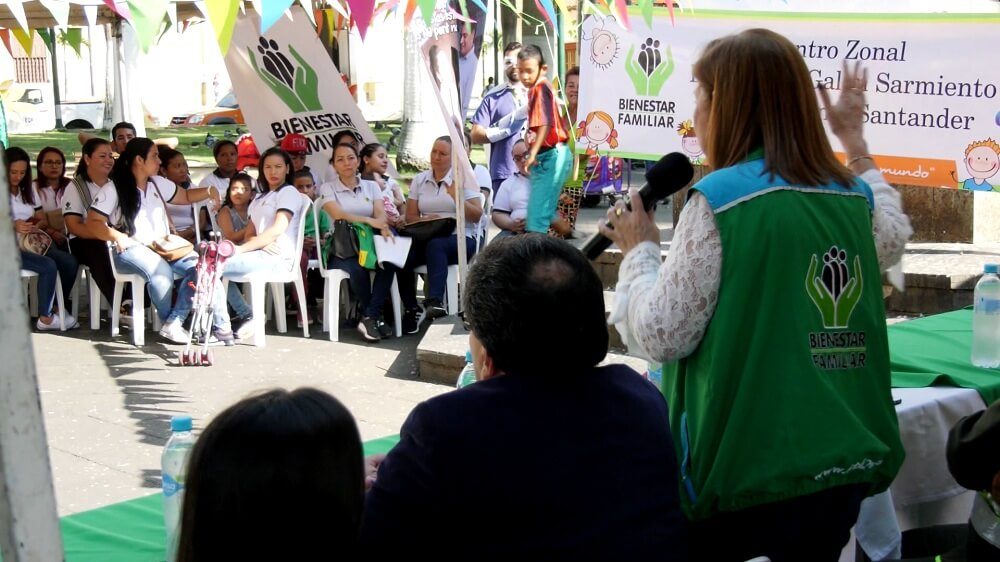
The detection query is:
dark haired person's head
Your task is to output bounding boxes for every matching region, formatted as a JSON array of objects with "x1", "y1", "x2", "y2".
[
  {"x1": 224, "y1": 172, "x2": 254, "y2": 208},
  {"x1": 4, "y1": 146, "x2": 34, "y2": 205},
  {"x1": 693, "y1": 28, "x2": 852, "y2": 188},
  {"x1": 257, "y1": 147, "x2": 294, "y2": 191},
  {"x1": 503, "y1": 42, "x2": 523, "y2": 83},
  {"x1": 331, "y1": 143, "x2": 360, "y2": 182},
  {"x1": 36, "y1": 146, "x2": 69, "y2": 190},
  {"x1": 359, "y1": 142, "x2": 387, "y2": 177},
  {"x1": 111, "y1": 137, "x2": 159, "y2": 236},
  {"x1": 463, "y1": 235, "x2": 608, "y2": 376},
  {"x1": 77, "y1": 138, "x2": 115, "y2": 183},
  {"x1": 328, "y1": 130, "x2": 360, "y2": 164},
  {"x1": 517, "y1": 45, "x2": 547, "y2": 90},
  {"x1": 565, "y1": 66, "x2": 581, "y2": 114},
  {"x1": 111, "y1": 121, "x2": 137, "y2": 153},
  {"x1": 212, "y1": 140, "x2": 238, "y2": 178},
  {"x1": 158, "y1": 146, "x2": 190, "y2": 187},
  {"x1": 176, "y1": 388, "x2": 364, "y2": 562}
]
